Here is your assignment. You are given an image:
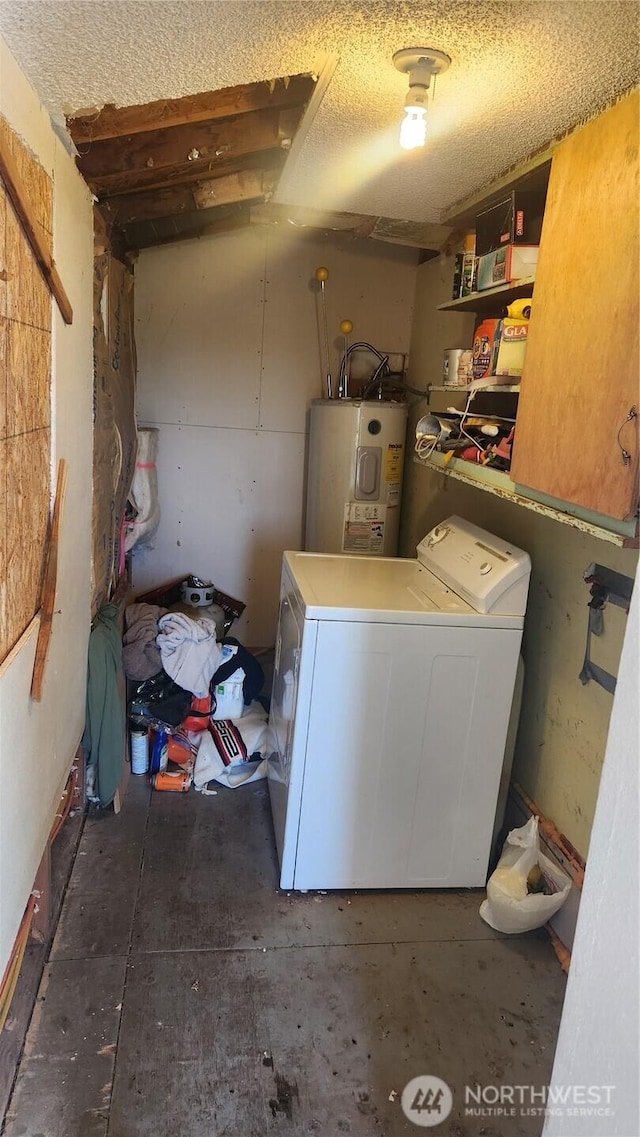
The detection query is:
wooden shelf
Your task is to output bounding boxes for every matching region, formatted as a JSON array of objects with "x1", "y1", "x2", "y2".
[
  {"x1": 428, "y1": 383, "x2": 520, "y2": 395},
  {"x1": 438, "y1": 277, "x2": 536, "y2": 313},
  {"x1": 413, "y1": 450, "x2": 637, "y2": 546}
]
